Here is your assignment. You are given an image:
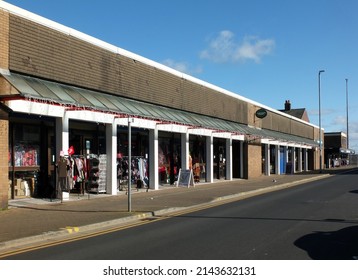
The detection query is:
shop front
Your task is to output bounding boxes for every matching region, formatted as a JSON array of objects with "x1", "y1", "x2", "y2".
[
  {"x1": 270, "y1": 145, "x2": 276, "y2": 174},
  {"x1": 116, "y1": 126, "x2": 149, "y2": 190},
  {"x1": 8, "y1": 116, "x2": 112, "y2": 199},
  {"x1": 189, "y1": 135, "x2": 207, "y2": 183},
  {"x1": 65, "y1": 120, "x2": 107, "y2": 194},
  {"x1": 213, "y1": 138, "x2": 226, "y2": 180},
  {"x1": 8, "y1": 113, "x2": 55, "y2": 199},
  {"x1": 232, "y1": 140, "x2": 243, "y2": 179},
  {"x1": 279, "y1": 146, "x2": 287, "y2": 174},
  {"x1": 158, "y1": 131, "x2": 181, "y2": 185}
]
